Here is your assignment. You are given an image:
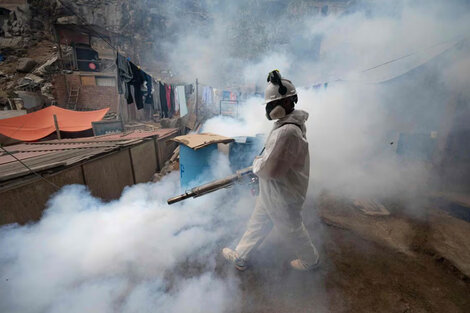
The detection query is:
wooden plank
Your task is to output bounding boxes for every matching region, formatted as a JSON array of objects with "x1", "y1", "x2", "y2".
[
  {"x1": 130, "y1": 140, "x2": 157, "y2": 183},
  {"x1": 82, "y1": 150, "x2": 134, "y2": 200},
  {"x1": 0, "y1": 166, "x2": 85, "y2": 226},
  {"x1": 156, "y1": 130, "x2": 180, "y2": 170}
]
